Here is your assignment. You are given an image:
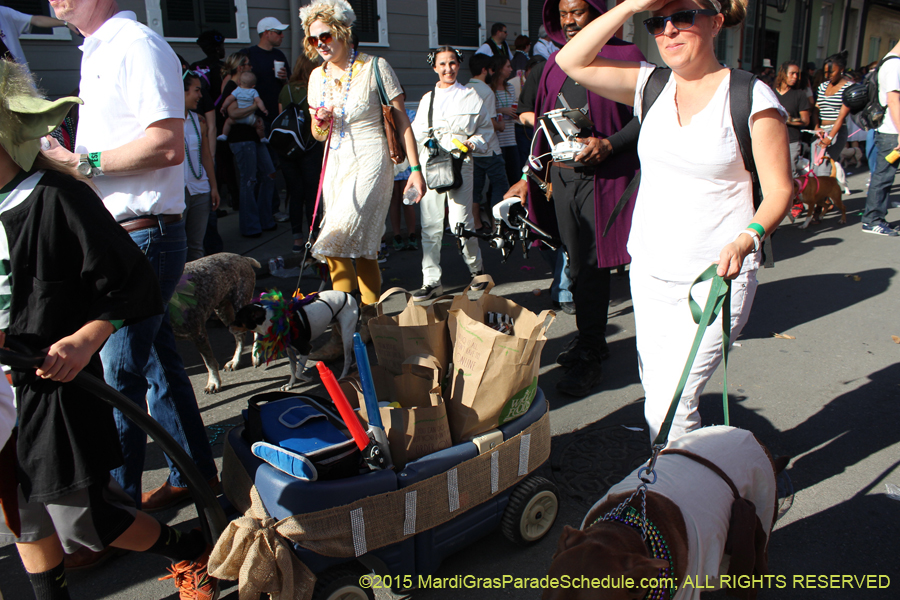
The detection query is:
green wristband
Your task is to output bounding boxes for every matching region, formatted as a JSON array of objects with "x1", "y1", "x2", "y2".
[
  {"x1": 747, "y1": 223, "x2": 765, "y2": 239},
  {"x1": 88, "y1": 152, "x2": 102, "y2": 169},
  {"x1": 109, "y1": 319, "x2": 124, "y2": 332},
  {"x1": 410, "y1": 165, "x2": 421, "y2": 172},
  {"x1": 521, "y1": 173, "x2": 528, "y2": 181}
]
